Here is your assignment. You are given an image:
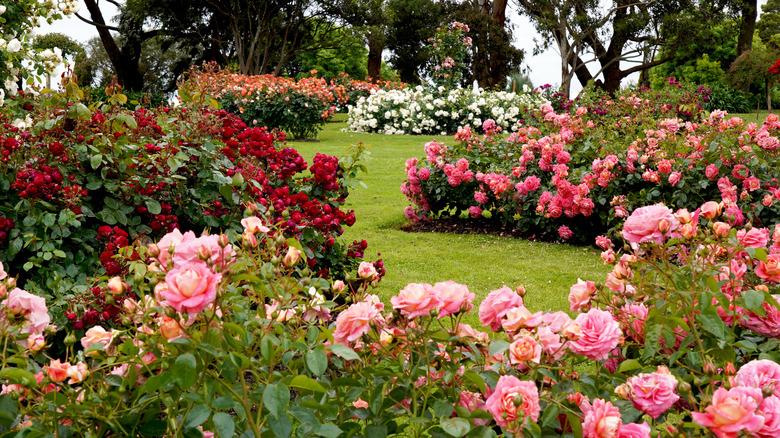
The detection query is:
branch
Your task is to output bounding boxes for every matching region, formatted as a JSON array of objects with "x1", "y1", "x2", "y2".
[
  {"x1": 620, "y1": 53, "x2": 675, "y2": 77},
  {"x1": 103, "y1": 0, "x2": 122, "y2": 8},
  {"x1": 75, "y1": 12, "x2": 120, "y2": 31}
]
